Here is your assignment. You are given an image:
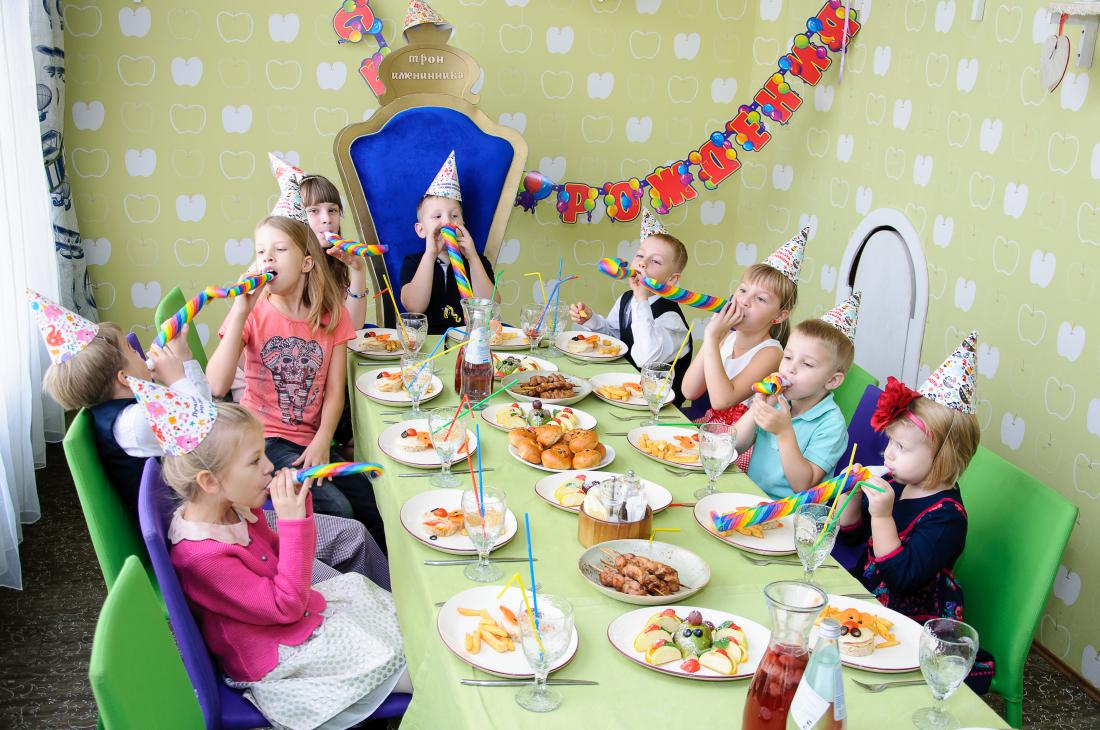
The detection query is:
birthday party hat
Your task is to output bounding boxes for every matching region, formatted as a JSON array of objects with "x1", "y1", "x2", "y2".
[
  {"x1": 269, "y1": 152, "x2": 304, "y2": 192},
  {"x1": 761, "y1": 227, "x2": 808, "y2": 283},
  {"x1": 126, "y1": 377, "x2": 219, "y2": 456},
  {"x1": 639, "y1": 207, "x2": 668, "y2": 239},
  {"x1": 918, "y1": 331, "x2": 978, "y2": 414},
  {"x1": 271, "y1": 173, "x2": 308, "y2": 224},
  {"x1": 424, "y1": 150, "x2": 462, "y2": 201},
  {"x1": 820, "y1": 291, "x2": 861, "y2": 343},
  {"x1": 26, "y1": 289, "x2": 99, "y2": 365},
  {"x1": 402, "y1": 0, "x2": 453, "y2": 41}
]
